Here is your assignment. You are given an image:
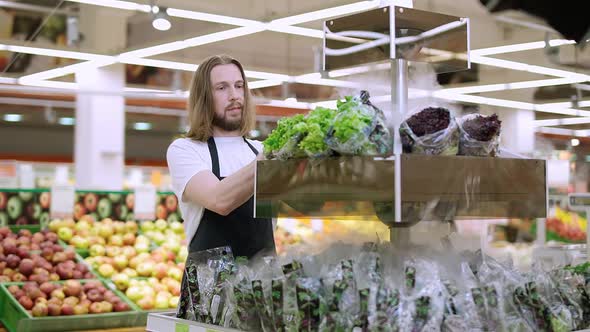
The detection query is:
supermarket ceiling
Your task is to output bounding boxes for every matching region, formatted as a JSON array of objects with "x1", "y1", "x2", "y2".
[{"x1": 0, "y1": 0, "x2": 589, "y2": 136}]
